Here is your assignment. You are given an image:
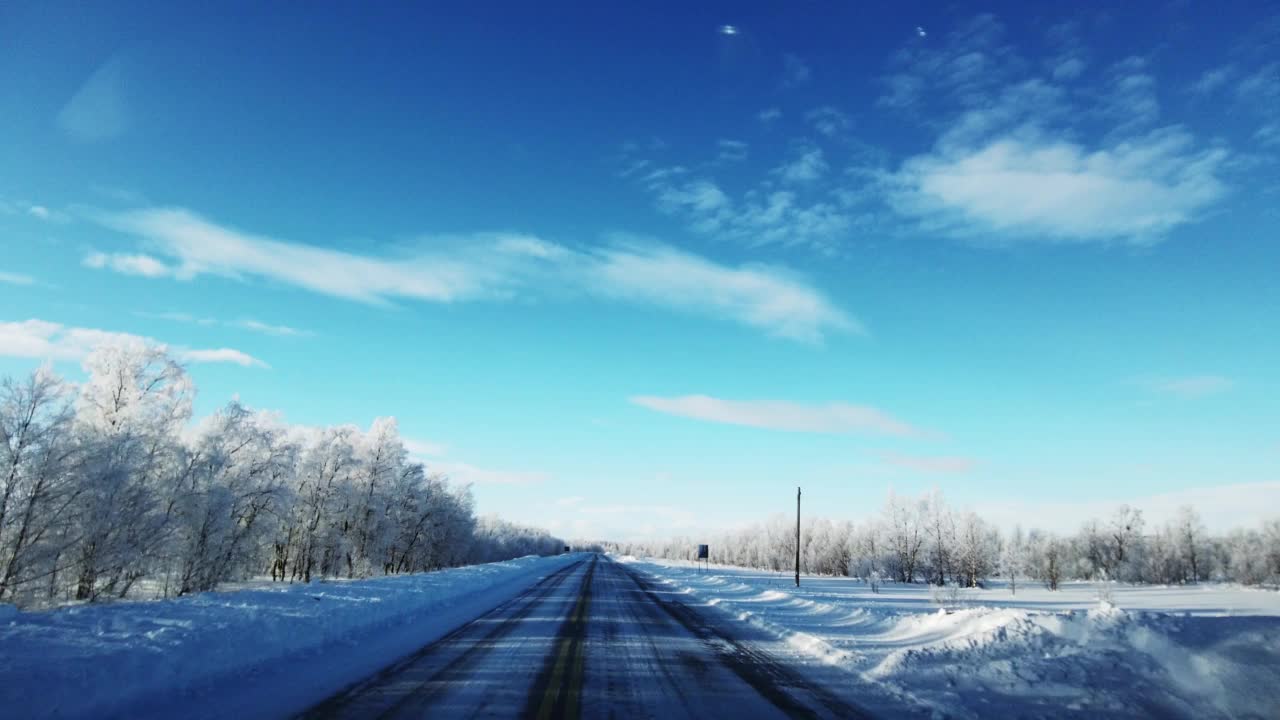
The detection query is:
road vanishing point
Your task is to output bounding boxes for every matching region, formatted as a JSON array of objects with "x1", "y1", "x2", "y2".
[{"x1": 299, "y1": 554, "x2": 877, "y2": 719}]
